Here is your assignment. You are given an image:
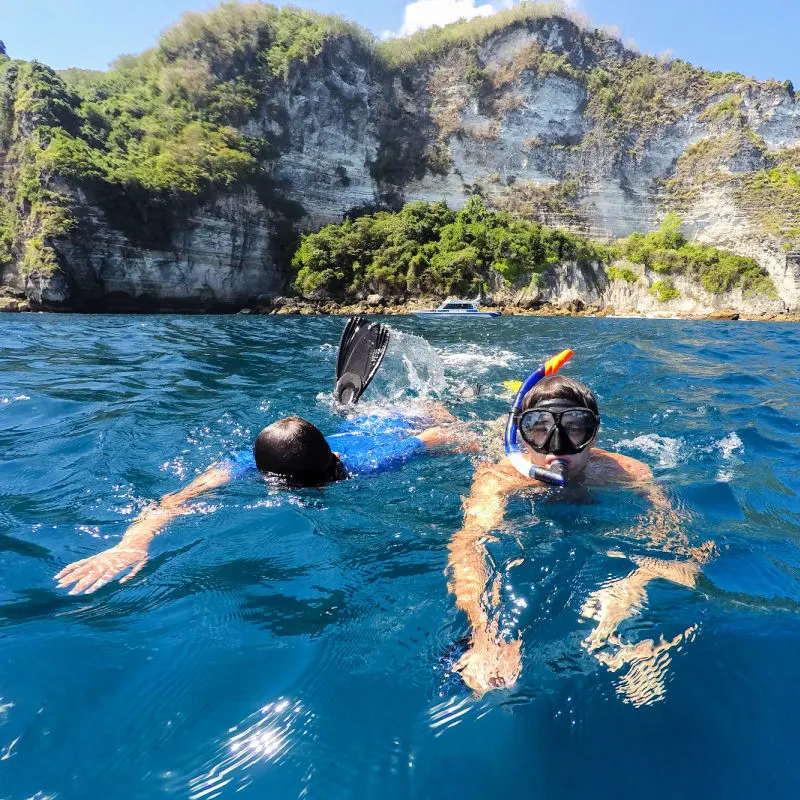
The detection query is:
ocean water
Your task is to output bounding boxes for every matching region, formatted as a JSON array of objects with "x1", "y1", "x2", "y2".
[{"x1": 1, "y1": 314, "x2": 800, "y2": 799}]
